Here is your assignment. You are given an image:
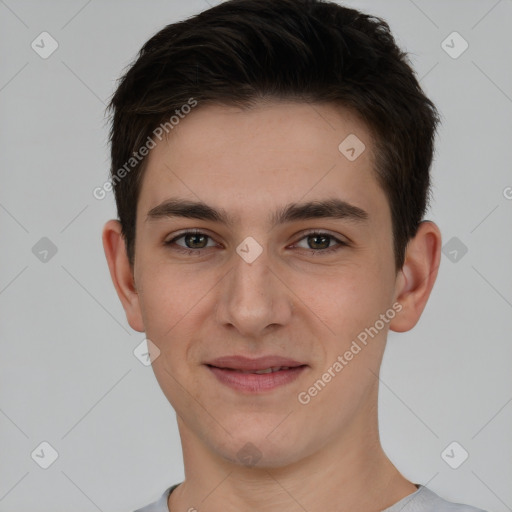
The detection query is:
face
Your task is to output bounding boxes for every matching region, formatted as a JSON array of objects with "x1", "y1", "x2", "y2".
[{"x1": 130, "y1": 101, "x2": 402, "y2": 467}]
